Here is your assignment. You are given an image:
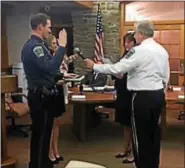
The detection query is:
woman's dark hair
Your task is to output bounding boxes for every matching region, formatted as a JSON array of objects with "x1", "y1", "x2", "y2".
[{"x1": 122, "y1": 32, "x2": 136, "y2": 56}]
